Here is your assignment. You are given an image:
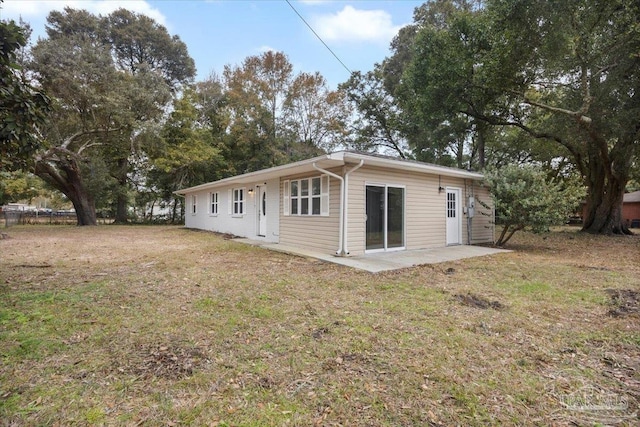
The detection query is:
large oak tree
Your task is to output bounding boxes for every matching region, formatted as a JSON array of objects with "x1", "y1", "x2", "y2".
[
  {"x1": 399, "y1": 0, "x2": 639, "y2": 235},
  {"x1": 29, "y1": 7, "x2": 194, "y2": 225}
]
